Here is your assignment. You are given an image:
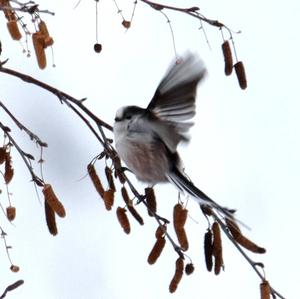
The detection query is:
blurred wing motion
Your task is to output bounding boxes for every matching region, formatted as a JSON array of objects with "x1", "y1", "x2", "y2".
[{"x1": 145, "y1": 53, "x2": 207, "y2": 152}]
